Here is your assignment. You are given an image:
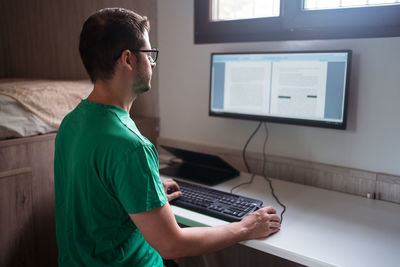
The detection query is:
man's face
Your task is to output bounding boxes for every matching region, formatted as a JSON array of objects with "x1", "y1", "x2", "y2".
[{"x1": 131, "y1": 30, "x2": 155, "y2": 94}]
